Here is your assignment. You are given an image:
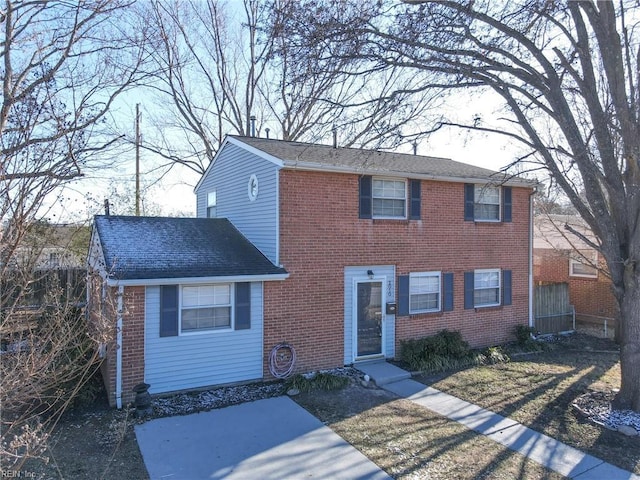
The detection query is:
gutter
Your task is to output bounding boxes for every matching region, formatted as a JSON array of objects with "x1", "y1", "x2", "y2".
[
  {"x1": 281, "y1": 160, "x2": 536, "y2": 188},
  {"x1": 116, "y1": 286, "x2": 124, "y2": 409},
  {"x1": 106, "y1": 273, "x2": 289, "y2": 288}
]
